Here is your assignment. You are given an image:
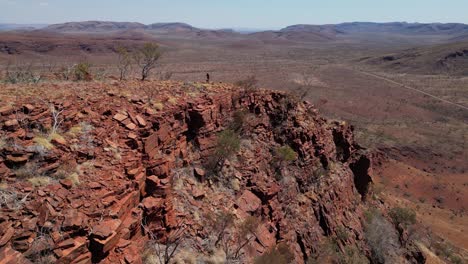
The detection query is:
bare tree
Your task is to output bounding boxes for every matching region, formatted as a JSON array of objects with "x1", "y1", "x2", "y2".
[
  {"x1": 40, "y1": 100, "x2": 64, "y2": 135},
  {"x1": 292, "y1": 71, "x2": 316, "y2": 101},
  {"x1": 56, "y1": 64, "x2": 75, "y2": 81},
  {"x1": 210, "y1": 212, "x2": 259, "y2": 262},
  {"x1": 116, "y1": 46, "x2": 132, "y2": 81},
  {"x1": 50, "y1": 104, "x2": 64, "y2": 135},
  {"x1": 236, "y1": 75, "x2": 258, "y2": 93},
  {"x1": 141, "y1": 85, "x2": 159, "y2": 105},
  {"x1": 4, "y1": 61, "x2": 42, "y2": 84},
  {"x1": 141, "y1": 218, "x2": 186, "y2": 264},
  {"x1": 134, "y1": 43, "x2": 161, "y2": 81}
]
